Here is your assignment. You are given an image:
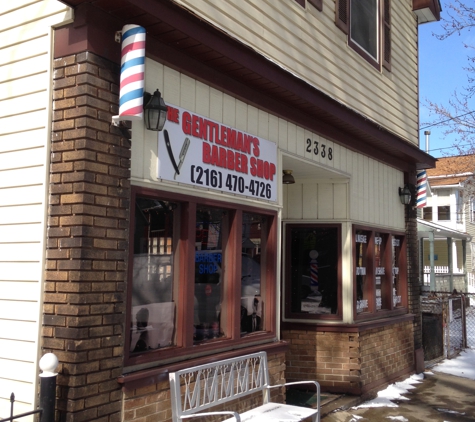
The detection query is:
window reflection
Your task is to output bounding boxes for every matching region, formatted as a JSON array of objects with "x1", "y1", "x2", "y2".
[
  {"x1": 392, "y1": 236, "x2": 403, "y2": 308},
  {"x1": 131, "y1": 198, "x2": 177, "y2": 353},
  {"x1": 356, "y1": 230, "x2": 370, "y2": 314},
  {"x1": 289, "y1": 226, "x2": 339, "y2": 315},
  {"x1": 241, "y1": 212, "x2": 264, "y2": 336},
  {"x1": 194, "y1": 206, "x2": 225, "y2": 343}
]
